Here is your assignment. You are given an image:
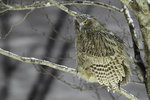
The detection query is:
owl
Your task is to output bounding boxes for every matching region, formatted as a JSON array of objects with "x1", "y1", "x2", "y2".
[{"x1": 74, "y1": 14, "x2": 130, "y2": 90}]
